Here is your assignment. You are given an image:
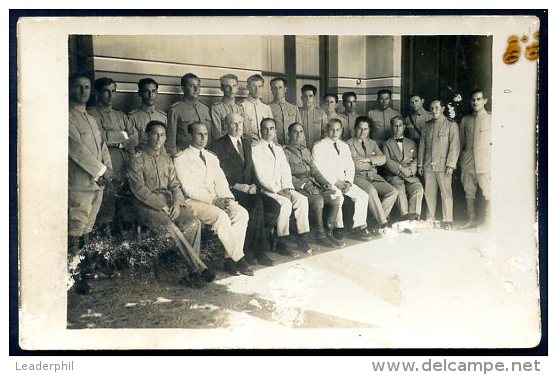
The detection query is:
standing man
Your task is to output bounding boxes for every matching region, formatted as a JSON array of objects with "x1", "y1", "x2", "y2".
[
  {"x1": 323, "y1": 93, "x2": 348, "y2": 134},
  {"x1": 241, "y1": 74, "x2": 274, "y2": 142},
  {"x1": 367, "y1": 89, "x2": 401, "y2": 147},
  {"x1": 340, "y1": 91, "x2": 361, "y2": 140},
  {"x1": 458, "y1": 89, "x2": 492, "y2": 228},
  {"x1": 174, "y1": 122, "x2": 253, "y2": 276},
  {"x1": 128, "y1": 121, "x2": 214, "y2": 288},
  {"x1": 252, "y1": 118, "x2": 312, "y2": 255},
  {"x1": 404, "y1": 92, "x2": 433, "y2": 143},
  {"x1": 209, "y1": 113, "x2": 279, "y2": 266},
  {"x1": 347, "y1": 116, "x2": 398, "y2": 231},
  {"x1": 417, "y1": 100, "x2": 460, "y2": 230},
  {"x1": 166, "y1": 73, "x2": 213, "y2": 155},
  {"x1": 88, "y1": 77, "x2": 139, "y2": 235},
  {"x1": 129, "y1": 78, "x2": 167, "y2": 147},
  {"x1": 68, "y1": 73, "x2": 113, "y2": 251},
  {"x1": 210, "y1": 74, "x2": 244, "y2": 141},
  {"x1": 269, "y1": 77, "x2": 300, "y2": 145},
  {"x1": 312, "y1": 118, "x2": 373, "y2": 239},
  {"x1": 283, "y1": 123, "x2": 345, "y2": 248},
  {"x1": 382, "y1": 116, "x2": 424, "y2": 221},
  {"x1": 299, "y1": 84, "x2": 328, "y2": 149}
]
